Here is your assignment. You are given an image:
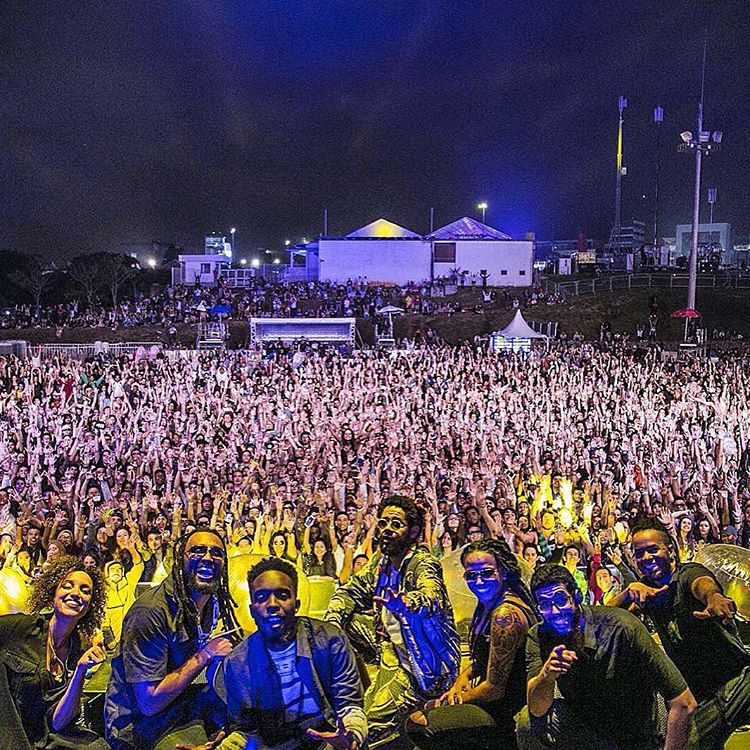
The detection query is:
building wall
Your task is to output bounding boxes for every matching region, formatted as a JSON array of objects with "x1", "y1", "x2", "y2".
[
  {"x1": 318, "y1": 238, "x2": 533, "y2": 285},
  {"x1": 453, "y1": 240, "x2": 533, "y2": 287},
  {"x1": 318, "y1": 239, "x2": 431, "y2": 284}
]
